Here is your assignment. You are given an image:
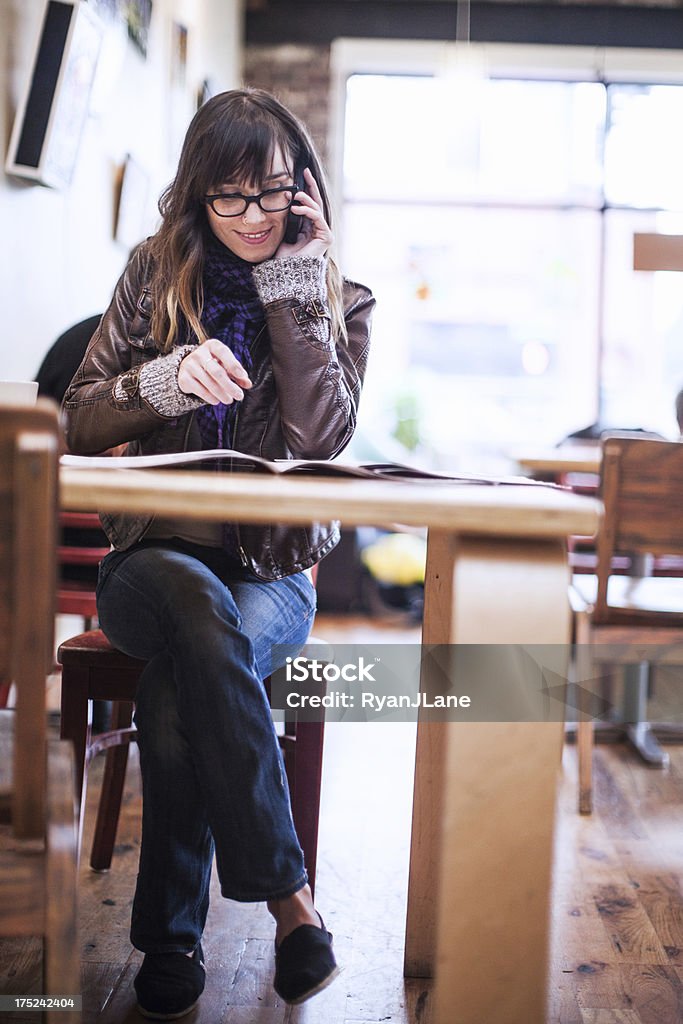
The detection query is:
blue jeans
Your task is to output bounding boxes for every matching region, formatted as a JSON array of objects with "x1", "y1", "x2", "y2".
[{"x1": 95, "y1": 539, "x2": 317, "y2": 954}]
